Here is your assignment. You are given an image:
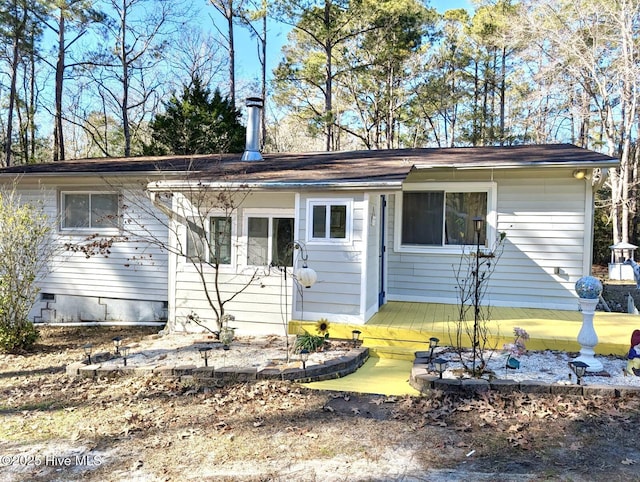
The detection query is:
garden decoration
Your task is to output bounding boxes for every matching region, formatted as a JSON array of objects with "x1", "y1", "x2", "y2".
[
  {"x1": 120, "y1": 346, "x2": 131, "y2": 366},
  {"x1": 433, "y1": 358, "x2": 448, "y2": 379},
  {"x1": 573, "y1": 275, "x2": 603, "y2": 372},
  {"x1": 291, "y1": 241, "x2": 317, "y2": 288},
  {"x1": 569, "y1": 360, "x2": 588, "y2": 385},
  {"x1": 351, "y1": 330, "x2": 361, "y2": 347},
  {"x1": 505, "y1": 357, "x2": 520, "y2": 369},
  {"x1": 82, "y1": 343, "x2": 93, "y2": 364},
  {"x1": 199, "y1": 346, "x2": 212, "y2": 367},
  {"x1": 624, "y1": 329, "x2": 640, "y2": 376},
  {"x1": 428, "y1": 337, "x2": 439, "y2": 365},
  {"x1": 112, "y1": 336, "x2": 123, "y2": 355},
  {"x1": 294, "y1": 319, "x2": 331, "y2": 353},
  {"x1": 220, "y1": 327, "x2": 235, "y2": 350},
  {"x1": 503, "y1": 327, "x2": 529, "y2": 370},
  {"x1": 300, "y1": 349, "x2": 309, "y2": 371},
  {"x1": 623, "y1": 258, "x2": 640, "y2": 289}
]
